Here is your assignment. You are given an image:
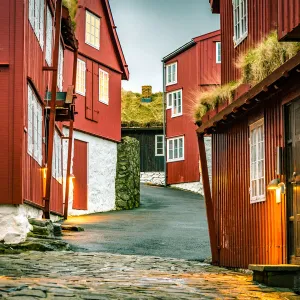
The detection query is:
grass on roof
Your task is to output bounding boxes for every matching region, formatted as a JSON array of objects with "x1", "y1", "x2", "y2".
[
  {"x1": 121, "y1": 90, "x2": 163, "y2": 128},
  {"x1": 62, "y1": 0, "x2": 78, "y2": 29}
]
